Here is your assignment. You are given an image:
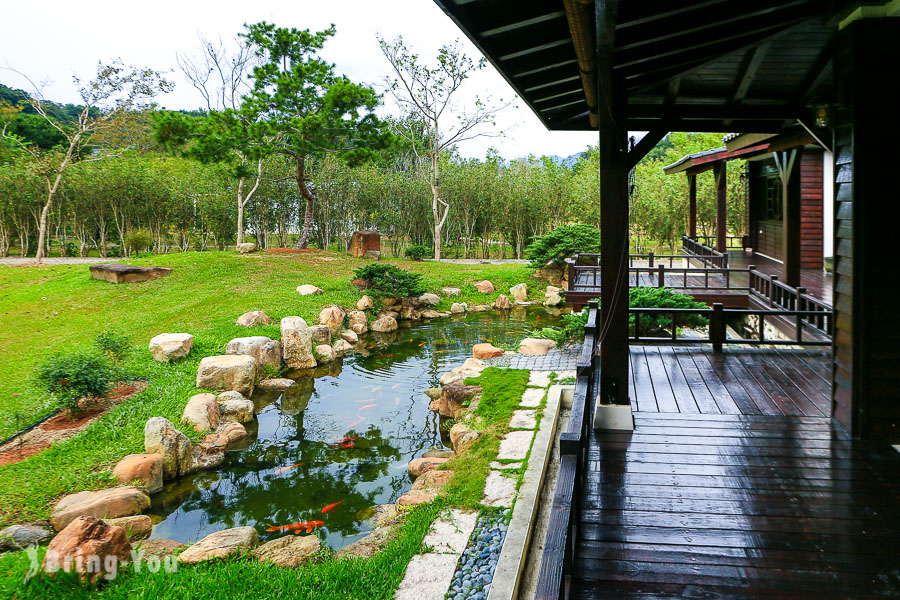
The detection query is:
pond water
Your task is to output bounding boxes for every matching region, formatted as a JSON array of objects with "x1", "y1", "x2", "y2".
[{"x1": 148, "y1": 307, "x2": 563, "y2": 550}]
